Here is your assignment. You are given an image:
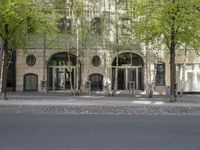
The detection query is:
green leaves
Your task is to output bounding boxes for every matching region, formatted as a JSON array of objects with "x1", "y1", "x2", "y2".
[
  {"x1": 0, "y1": 0, "x2": 59, "y2": 49},
  {"x1": 128, "y1": 0, "x2": 200, "y2": 50}
]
